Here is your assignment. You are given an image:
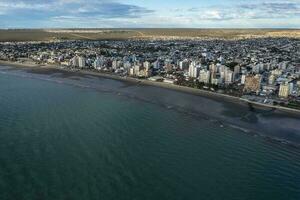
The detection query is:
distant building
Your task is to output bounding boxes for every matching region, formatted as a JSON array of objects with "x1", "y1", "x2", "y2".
[
  {"x1": 278, "y1": 61, "x2": 288, "y2": 70},
  {"x1": 252, "y1": 63, "x2": 264, "y2": 73}
]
